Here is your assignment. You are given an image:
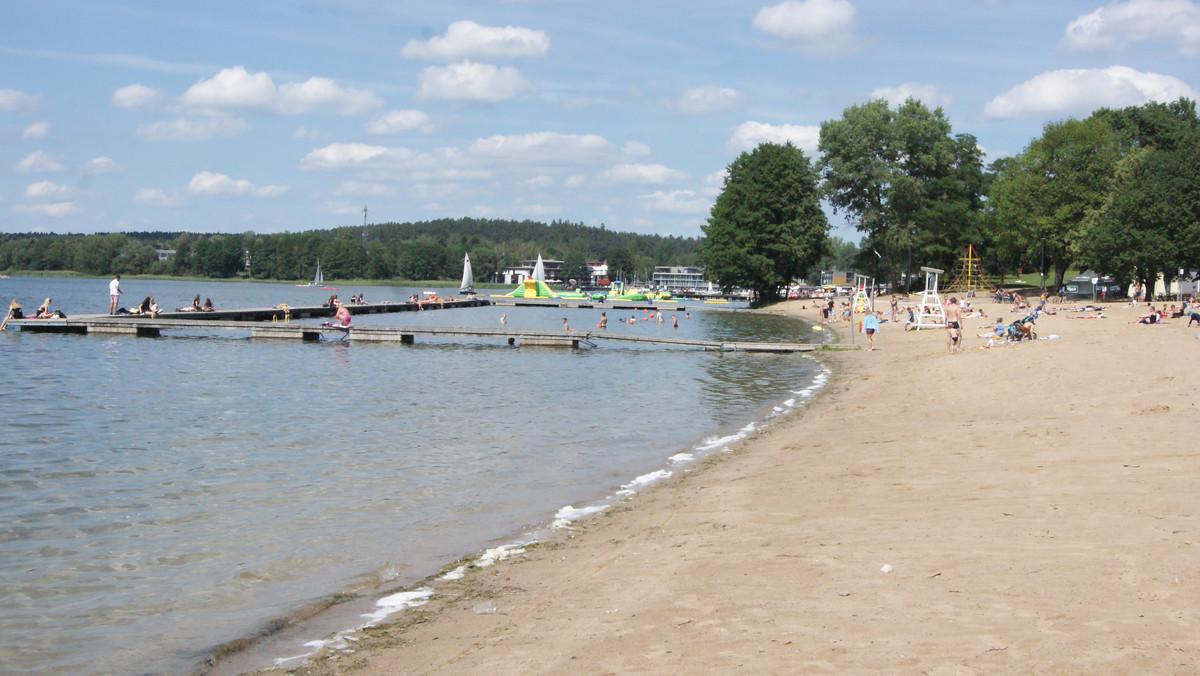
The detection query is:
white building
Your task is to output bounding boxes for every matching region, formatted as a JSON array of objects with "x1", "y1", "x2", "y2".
[{"x1": 651, "y1": 265, "x2": 705, "y2": 293}]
